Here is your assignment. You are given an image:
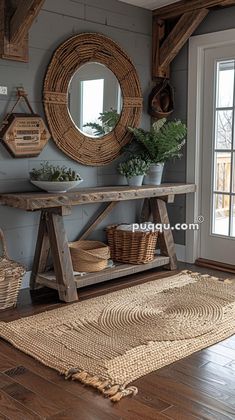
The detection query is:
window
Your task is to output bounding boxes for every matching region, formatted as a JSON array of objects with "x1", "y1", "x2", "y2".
[
  {"x1": 80, "y1": 79, "x2": 104, "y2": 136},
  {"x1": 212, "y1": 60, "x2": 235, "y2": 236}
]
